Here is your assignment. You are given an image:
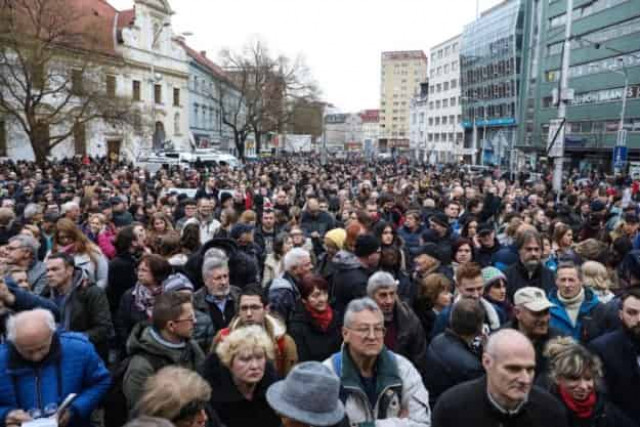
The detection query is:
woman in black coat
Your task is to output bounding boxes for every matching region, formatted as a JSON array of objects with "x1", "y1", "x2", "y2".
[
  {"x1": 546, "y1": 337, "x2": 636, "y2": 427},
  {"x1": 288, "y1": 274, "x2": 342, "y2": 362}
]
